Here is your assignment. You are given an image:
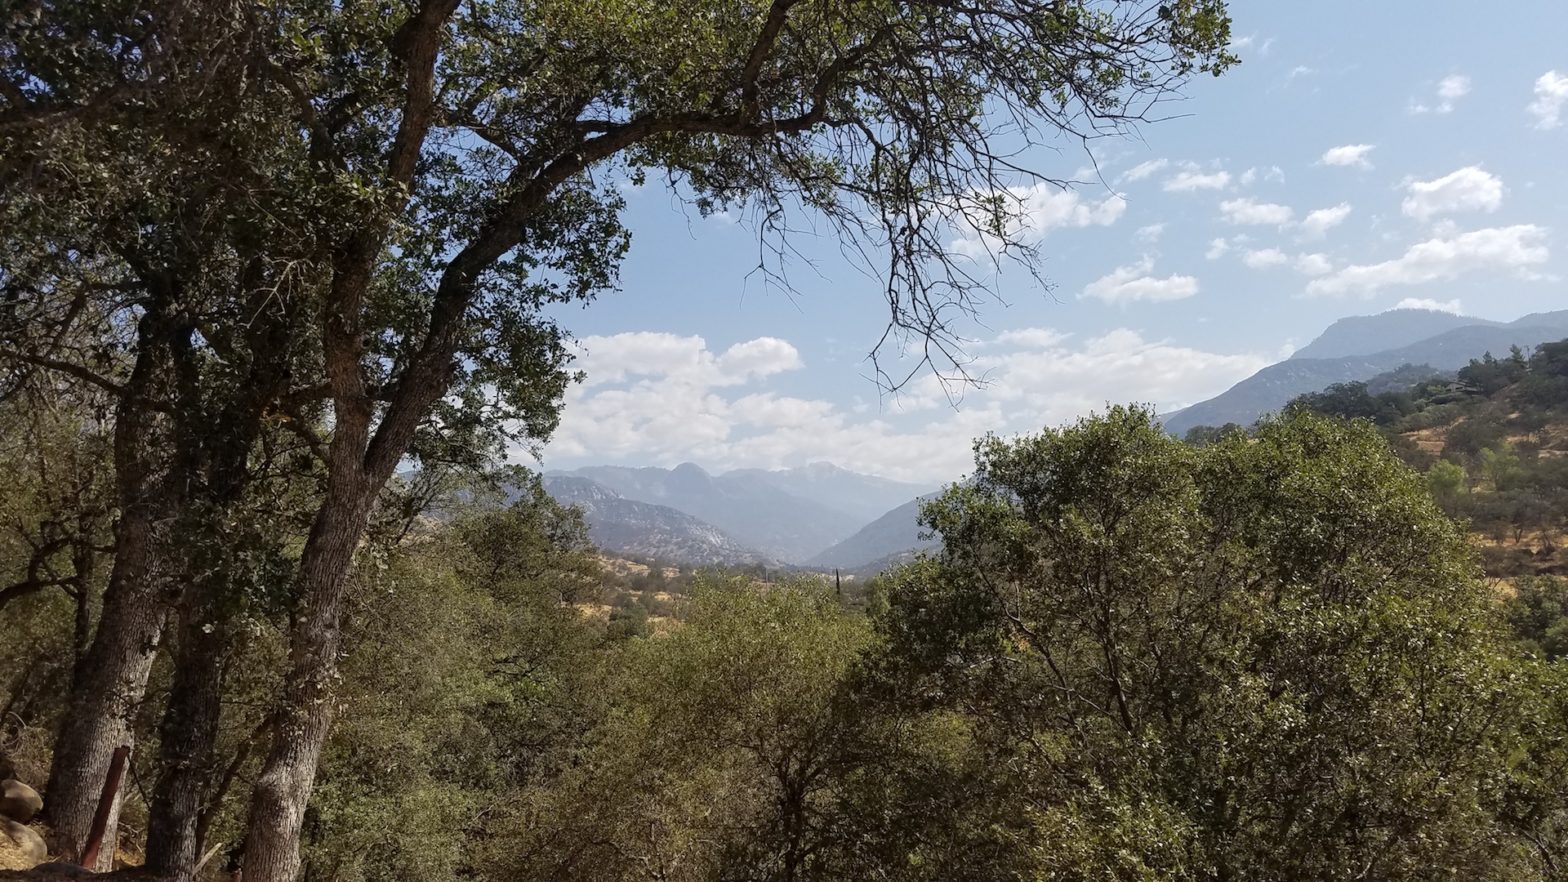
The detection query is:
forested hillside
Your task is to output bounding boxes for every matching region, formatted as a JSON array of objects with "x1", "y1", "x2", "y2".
[
  {"x1": 5, "y1": 1, "x2": 1568, "y2": 881},
  {"x1": 1278, "y1": 339, "x2": 1568, "y2": 580},
  {"x1": 1162, "y1": 309, "x2": 1568, "y2": 436},
  {"x1": 8, "y1": 400, "x2": 1568, "y2": 881}
]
